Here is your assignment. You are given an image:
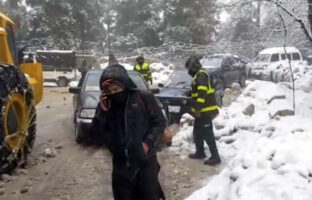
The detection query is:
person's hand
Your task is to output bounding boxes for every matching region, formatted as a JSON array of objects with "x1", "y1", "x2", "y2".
[
  {"x1": 195, "y1": 110, "x2": 201, "y2": 118},
  {"x1": 99, "y1": 92, "x2": 110, "y2": 111},
  {"x1": 142, "y1": 142, "x2": 149, "y2": 155}
]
